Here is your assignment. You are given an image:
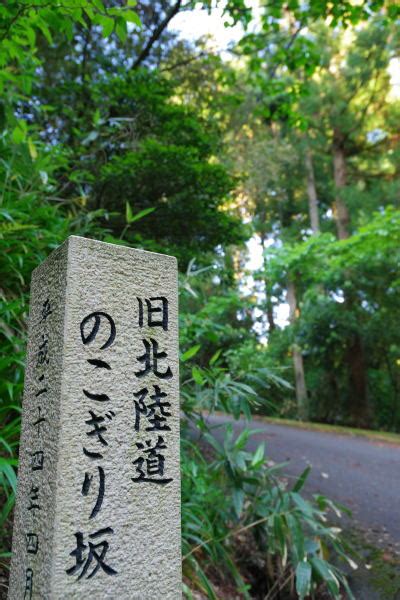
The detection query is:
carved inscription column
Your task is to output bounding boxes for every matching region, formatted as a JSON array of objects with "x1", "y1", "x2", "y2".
[{"x1": 9, "y1": 236, "x2": 181, "y2": 600}]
